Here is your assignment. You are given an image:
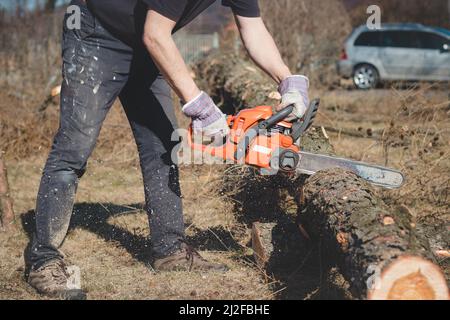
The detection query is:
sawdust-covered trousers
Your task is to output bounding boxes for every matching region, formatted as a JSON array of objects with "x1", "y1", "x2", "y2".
[{"x1": 30, "y1": 1, "x2": 185, "y2": 270}]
